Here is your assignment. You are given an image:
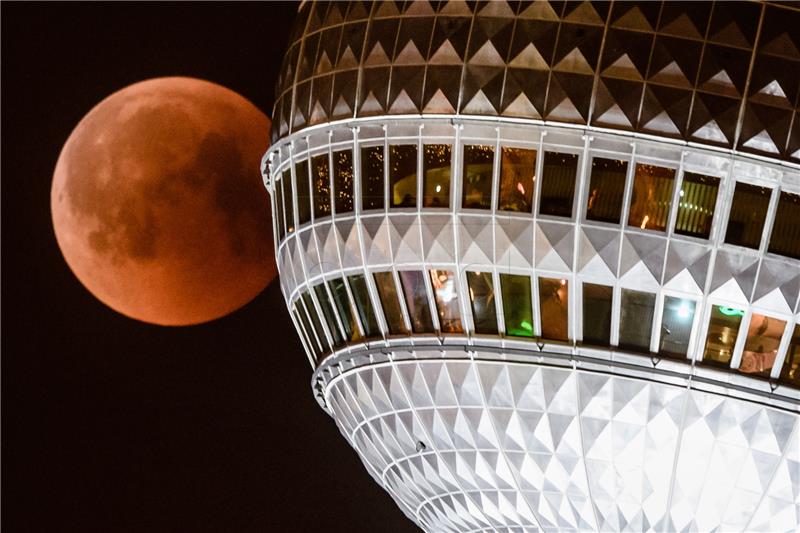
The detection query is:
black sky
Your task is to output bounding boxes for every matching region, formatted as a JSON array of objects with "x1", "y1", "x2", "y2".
[{"x1": 2, "y1": 3, "x2": 415, "y2": 532}]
